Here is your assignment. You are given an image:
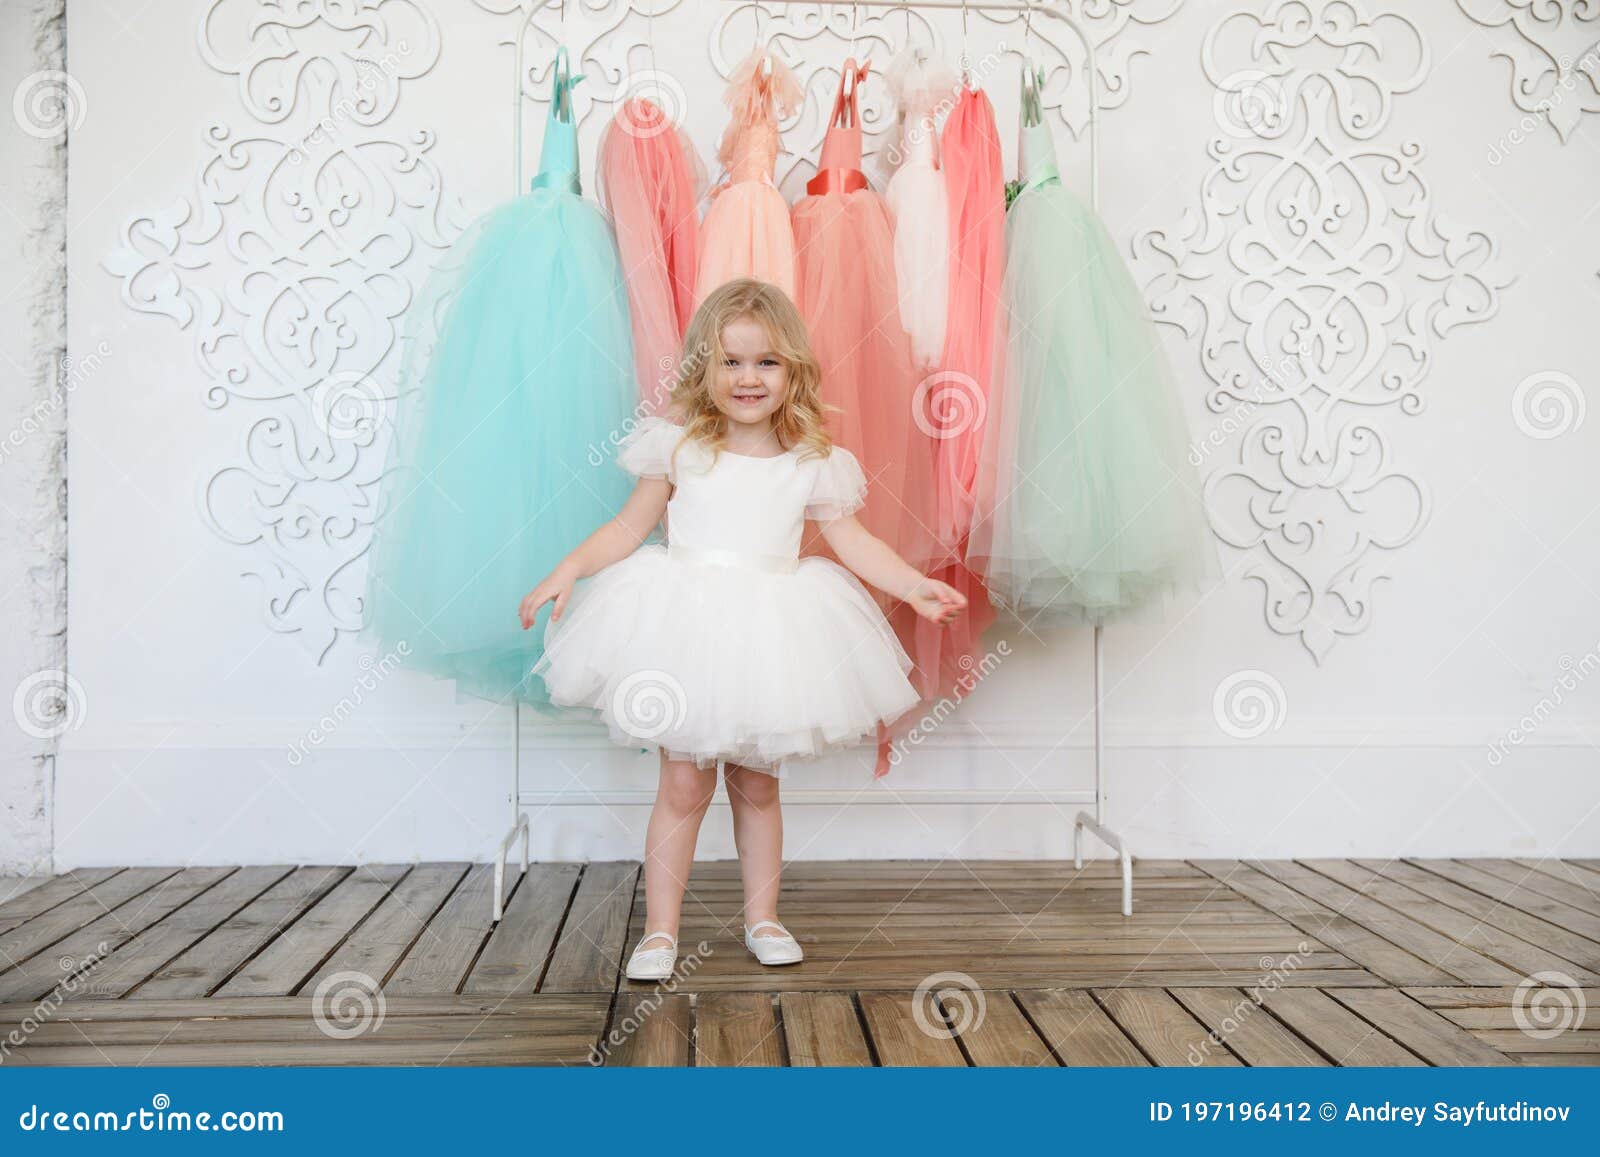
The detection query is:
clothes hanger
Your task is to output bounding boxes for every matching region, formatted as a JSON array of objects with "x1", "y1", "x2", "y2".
[
  {"x1": 1021, "y1": 0, "x2": 1037, "y2": 122},
  {"x1": 959, "y1": 0, "x2": 971, "y2": 88},
  {"x1": 841, "y1": 3, "x2": 859, "y2": 129},
  {"x1": 645, "y1": 0, "x2": 661, "y2": 105},
  {"x1": 554, "y1": 0, "x2": 571, "y2": 123},
  {"x1": 757, "y1": 1, "x2": 772, "y2": 81}
]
